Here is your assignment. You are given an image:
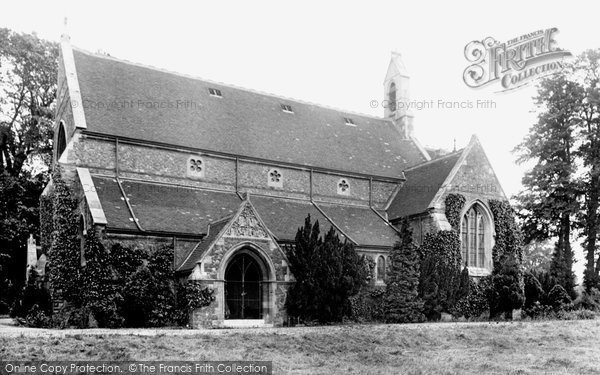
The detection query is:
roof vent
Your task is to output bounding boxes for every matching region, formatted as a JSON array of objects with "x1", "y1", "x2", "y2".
[
  {"x1": 208, "y1": 88, "x2": 222, "y2": 97},
  {"x1": 281, "y1": 104, "x2": 294, "y2": 113},
  {"x1": 344, "y1": 117, "x2": 356, "y2": 126}
]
